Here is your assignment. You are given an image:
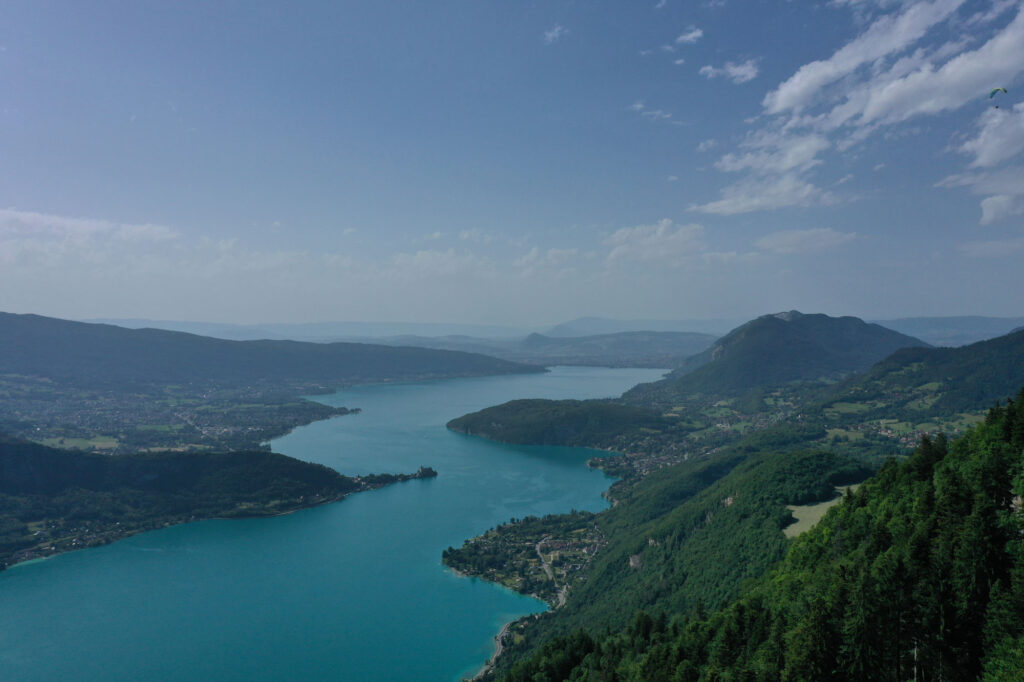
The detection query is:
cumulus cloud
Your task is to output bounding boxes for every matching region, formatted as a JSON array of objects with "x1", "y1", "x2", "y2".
[
  {"x1": 514, "y1": 247, "x2": 579, "y2": 276},
  {"x1": 755, "y1": 227, "x2": 857, "y2": 254},
  {"x1": 696, "y1": 3, "x2": 1024, "y2": 220},
  {"x1": 938, "y1": 165, "x2": 1024, "y2": 224},
  {"x1": 691, "y1": 174, "x2": 834, "y2": 215},
  {"x1": 850, "y1": 10, "x2": 1024, "y2": 126},
  {"x1": 676, "y1": 27, "x2": 704, "y2": 44},
  {"x1": 980, "y1": 194, "x2": 1024, "y2": 225},
  {"x1": 699, "y1": 59, "x2": 760, "y2": 84},
  {"x1": 764, "y1": 0, "x2": 966, "y2": 114},
  {"x1": 458, "y1": 228, "x2": 492, "y2": 243},
  {"x1": 959, "y1": 103, "x2": 1024, "y2": 168},
  {"x1": 604, "y1": 219, "x2": 706, "y2": 264},
  {"x1": 715, "y1": 132, "x2": 831, "y2": 174},
  {"x1": 0, "y1": 209, "x2": 180, "y2": 270},
  {"x1": 544, "y1": 24, "x2": 568, "y2": 44}
]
